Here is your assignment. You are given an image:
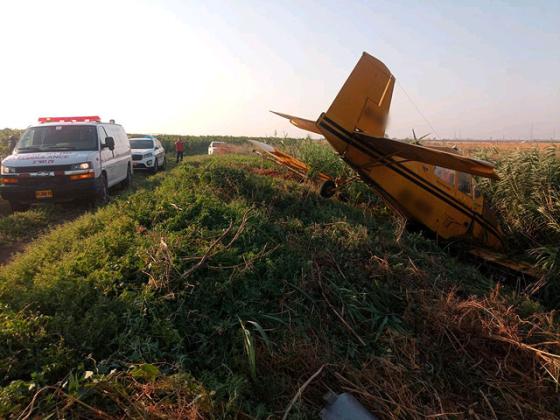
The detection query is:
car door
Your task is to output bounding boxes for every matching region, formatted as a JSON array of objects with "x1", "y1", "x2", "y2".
[
  {"x1": 116, "y1": 127, "x2": 130, "y2": 180},
  {"x1": 106, "y1": 126, "x2": 128, "y2": 184},
  {"x1": 156, "y1": 140, "x2": 164, "y2": 164},
  {"x1": 98, "y1": 126, "x2": 117, "y2": 185}
]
